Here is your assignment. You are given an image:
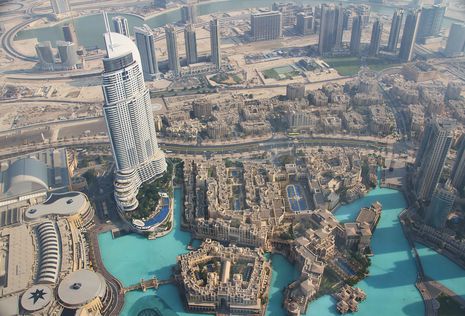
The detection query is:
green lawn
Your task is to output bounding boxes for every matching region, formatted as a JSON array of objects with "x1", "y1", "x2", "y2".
[
  {"x1": 323, "y1": 57, "x2": 361, "y2": 76},
  {"x1": 365, "y1": 57, "x2": 400, "y2": 72},
  {"x1": 324, "y1": 56, "x2": 399, "y2": 76},
  {"x1": 262, "y1": 65, "x2": 300, "y2": 80}
]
